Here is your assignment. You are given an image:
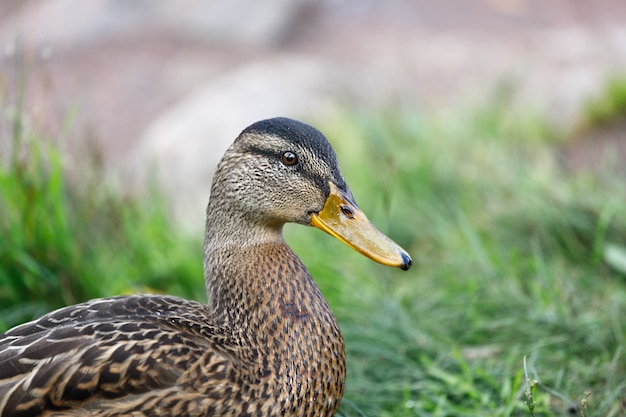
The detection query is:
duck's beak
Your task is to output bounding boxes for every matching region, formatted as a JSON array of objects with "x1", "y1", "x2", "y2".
[{"x1": 310, "y1": 182, "x2": 412, "y2": 270}]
